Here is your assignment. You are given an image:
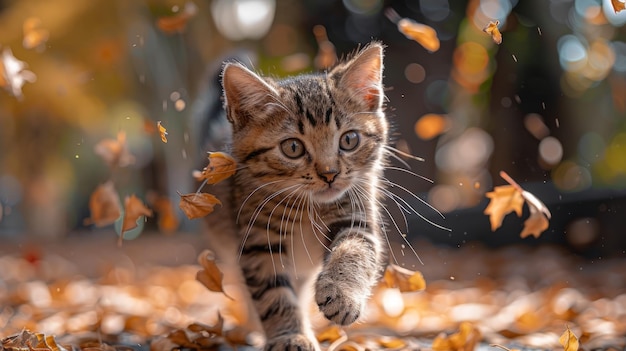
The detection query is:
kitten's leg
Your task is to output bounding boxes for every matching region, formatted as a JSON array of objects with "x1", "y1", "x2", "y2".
[
  {"x1": 240, "y1": 248, "x2": 318, "y2": 351},
  {"x1": 315, "y1": 225, "x2": 382, "y2": 325}
]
